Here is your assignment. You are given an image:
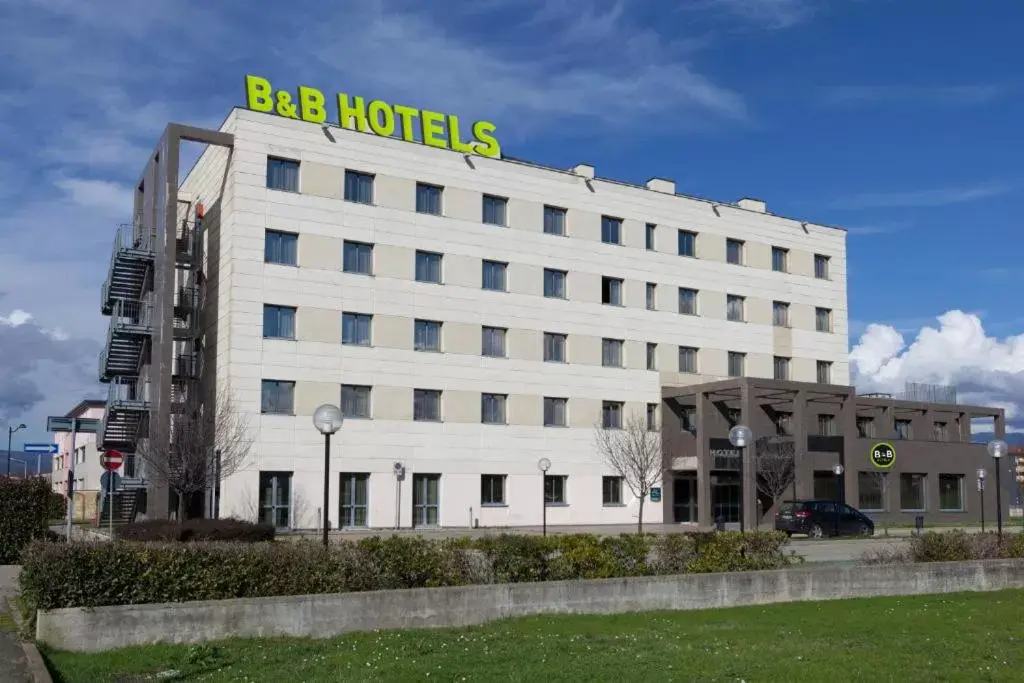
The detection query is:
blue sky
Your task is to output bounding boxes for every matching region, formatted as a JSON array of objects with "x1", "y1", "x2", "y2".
[{"x1": 1, "y1": 0, "x2": 1022, "y2": 444}]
